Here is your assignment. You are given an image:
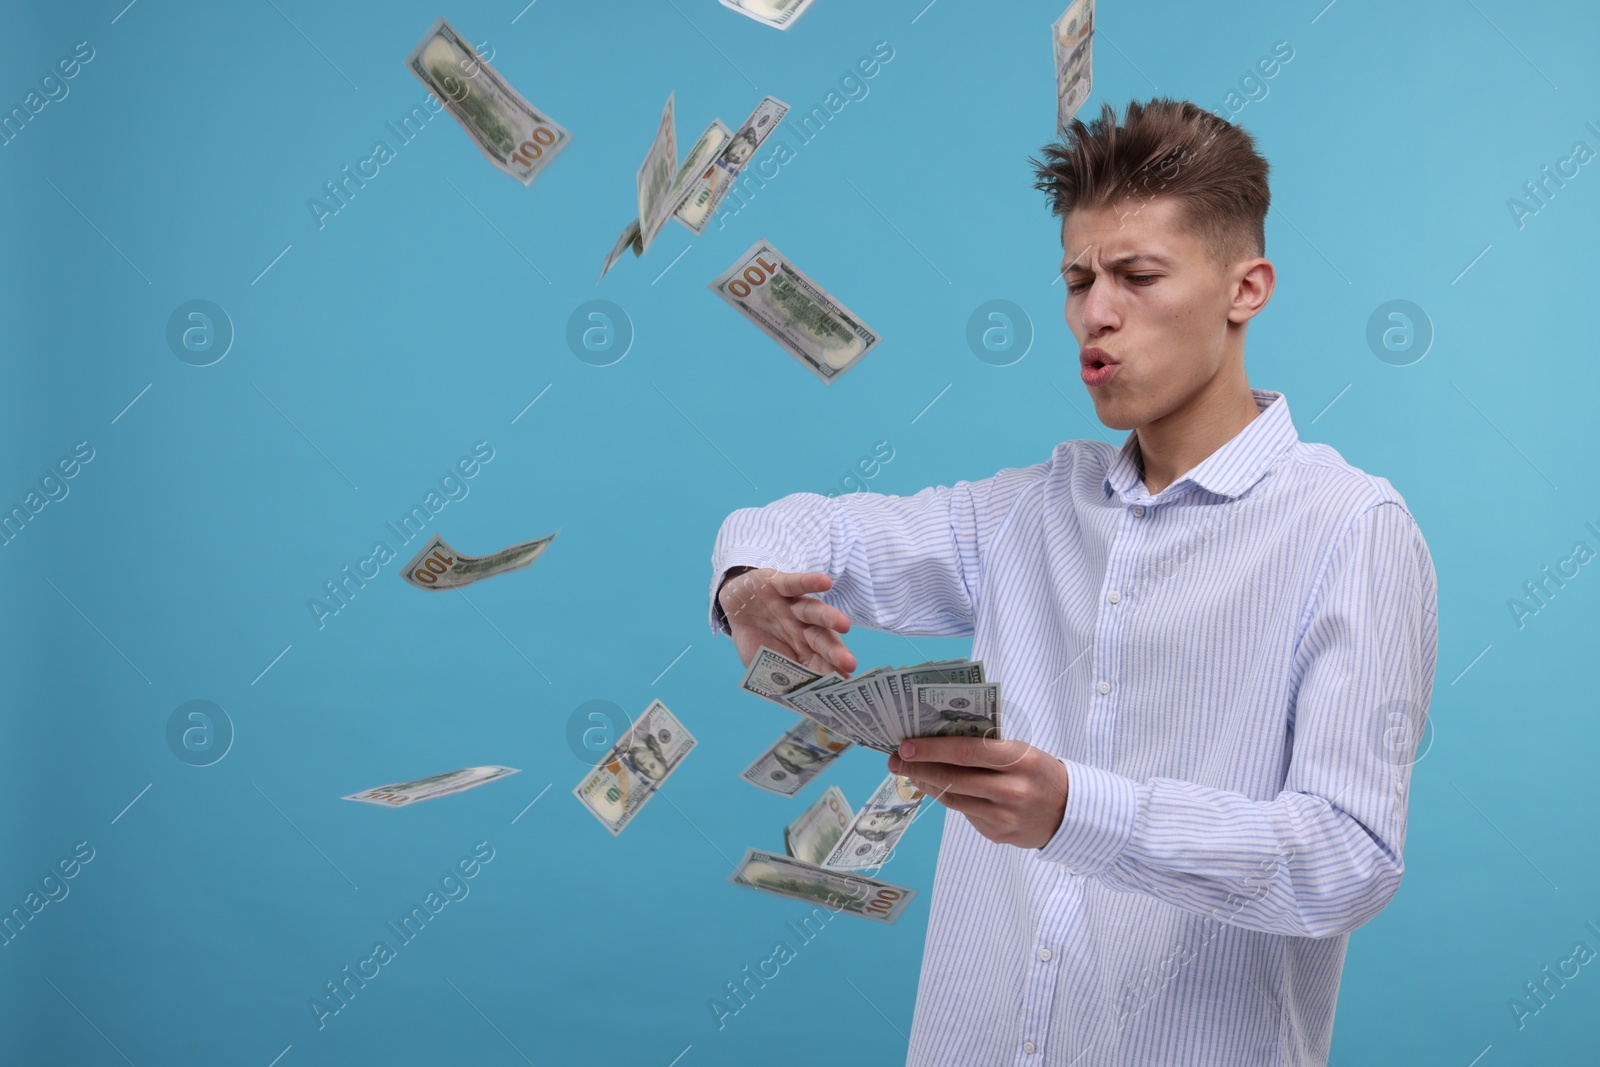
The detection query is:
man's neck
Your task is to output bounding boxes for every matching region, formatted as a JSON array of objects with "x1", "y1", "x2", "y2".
[{"x1": 1134, "y1": 374, "x2": 1262, "y2": 496}]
